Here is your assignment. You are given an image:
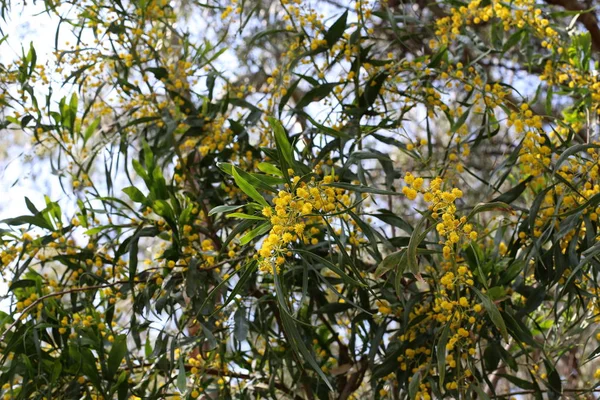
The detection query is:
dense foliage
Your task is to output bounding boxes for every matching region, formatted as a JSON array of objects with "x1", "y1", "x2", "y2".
[{"x1": 2, "y1": 0, "x2": 600, "y2": 398}]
